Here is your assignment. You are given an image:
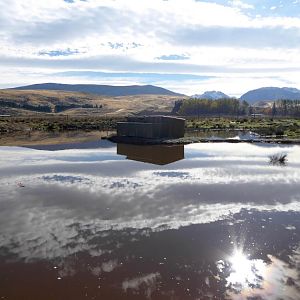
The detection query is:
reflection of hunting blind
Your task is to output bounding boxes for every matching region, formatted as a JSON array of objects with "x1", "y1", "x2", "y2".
[
  {"x1": 117, "y1": 143, "x2": 184, "y2": 165},
  {"x1": 117, "y1": 116, "x2": 185, "y2": 139}
]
